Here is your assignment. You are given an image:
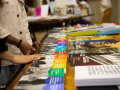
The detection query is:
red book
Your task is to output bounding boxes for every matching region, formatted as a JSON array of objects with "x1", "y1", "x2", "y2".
[{"x1": 55, "y1": 51, "x2": 67, "y2": 55}]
